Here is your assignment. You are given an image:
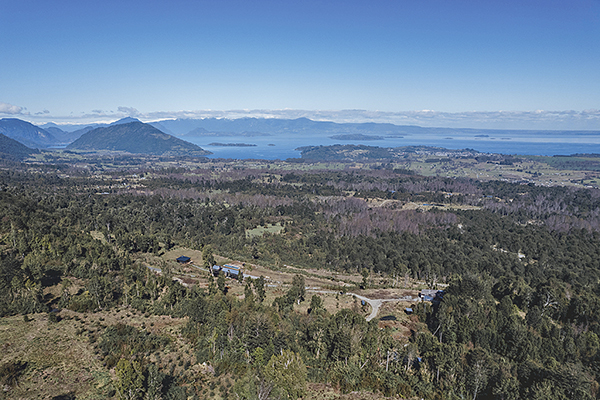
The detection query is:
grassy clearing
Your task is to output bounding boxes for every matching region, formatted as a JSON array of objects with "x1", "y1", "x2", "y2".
[
  {"x1": 160, "y1": 247, "x2": 205, "y2": 266},
  {"x1": 405, "y1": 157, "x2": 593, "y2": 187},
  {"x1": 245, "y1": 223, "x2": 285, "y2": 238},
  {"x1": 376, "y1": 301, "x2": 421, "y2": 341},
  {"x1": 0, "y1": 313, "x2": 111, "y2": 399},
  {"x1": 0, "y1": 306, "x2": 194, "y2": 400}
]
